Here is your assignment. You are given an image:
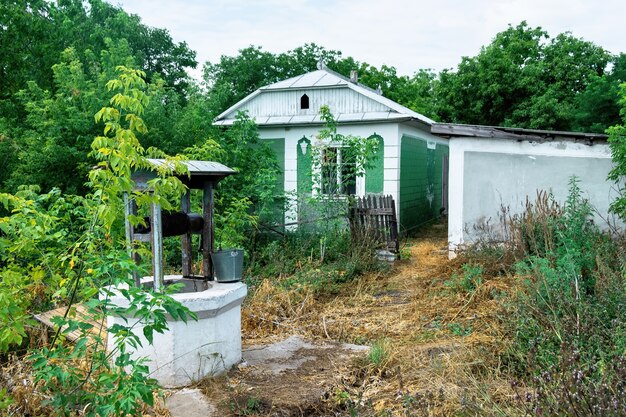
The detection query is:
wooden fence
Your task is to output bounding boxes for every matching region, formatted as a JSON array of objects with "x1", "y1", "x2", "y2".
[{"x1": 349, "y1": 195, "x2": 399, "y2": 253}]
